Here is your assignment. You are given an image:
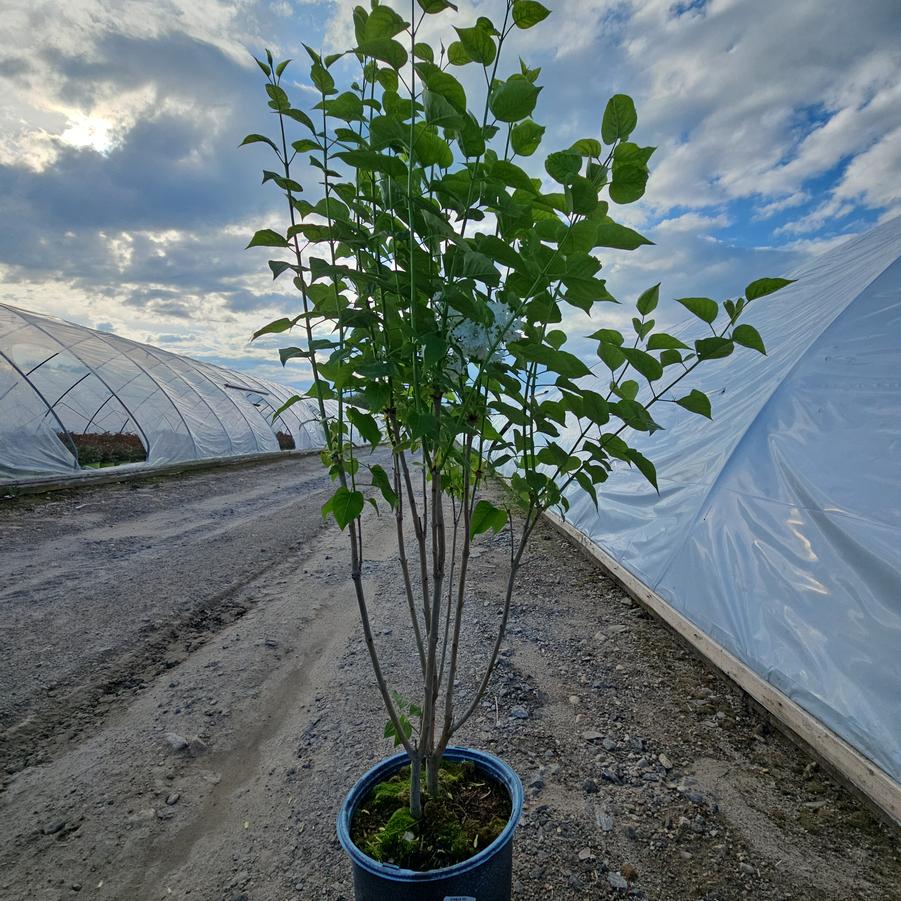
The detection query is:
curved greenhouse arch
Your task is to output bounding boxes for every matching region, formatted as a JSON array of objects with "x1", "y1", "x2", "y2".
[{"x1": 0, "y1": 303, "x2": 330, "y2": 482}]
